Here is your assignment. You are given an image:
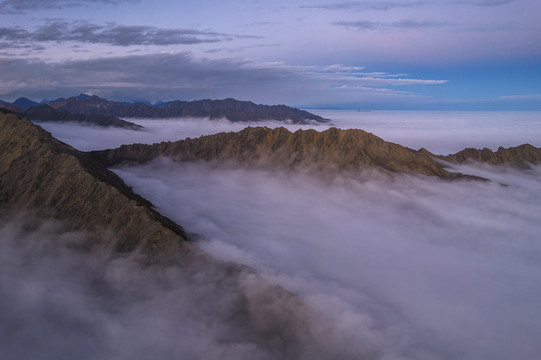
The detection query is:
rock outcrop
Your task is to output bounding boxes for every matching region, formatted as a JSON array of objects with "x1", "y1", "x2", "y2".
[
  {"x1": 93, "y1": 126, "x2": 479, "y2": 179},
  {"x1": 0, "y1": 109, "x2": 183, "y2": 256}
]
